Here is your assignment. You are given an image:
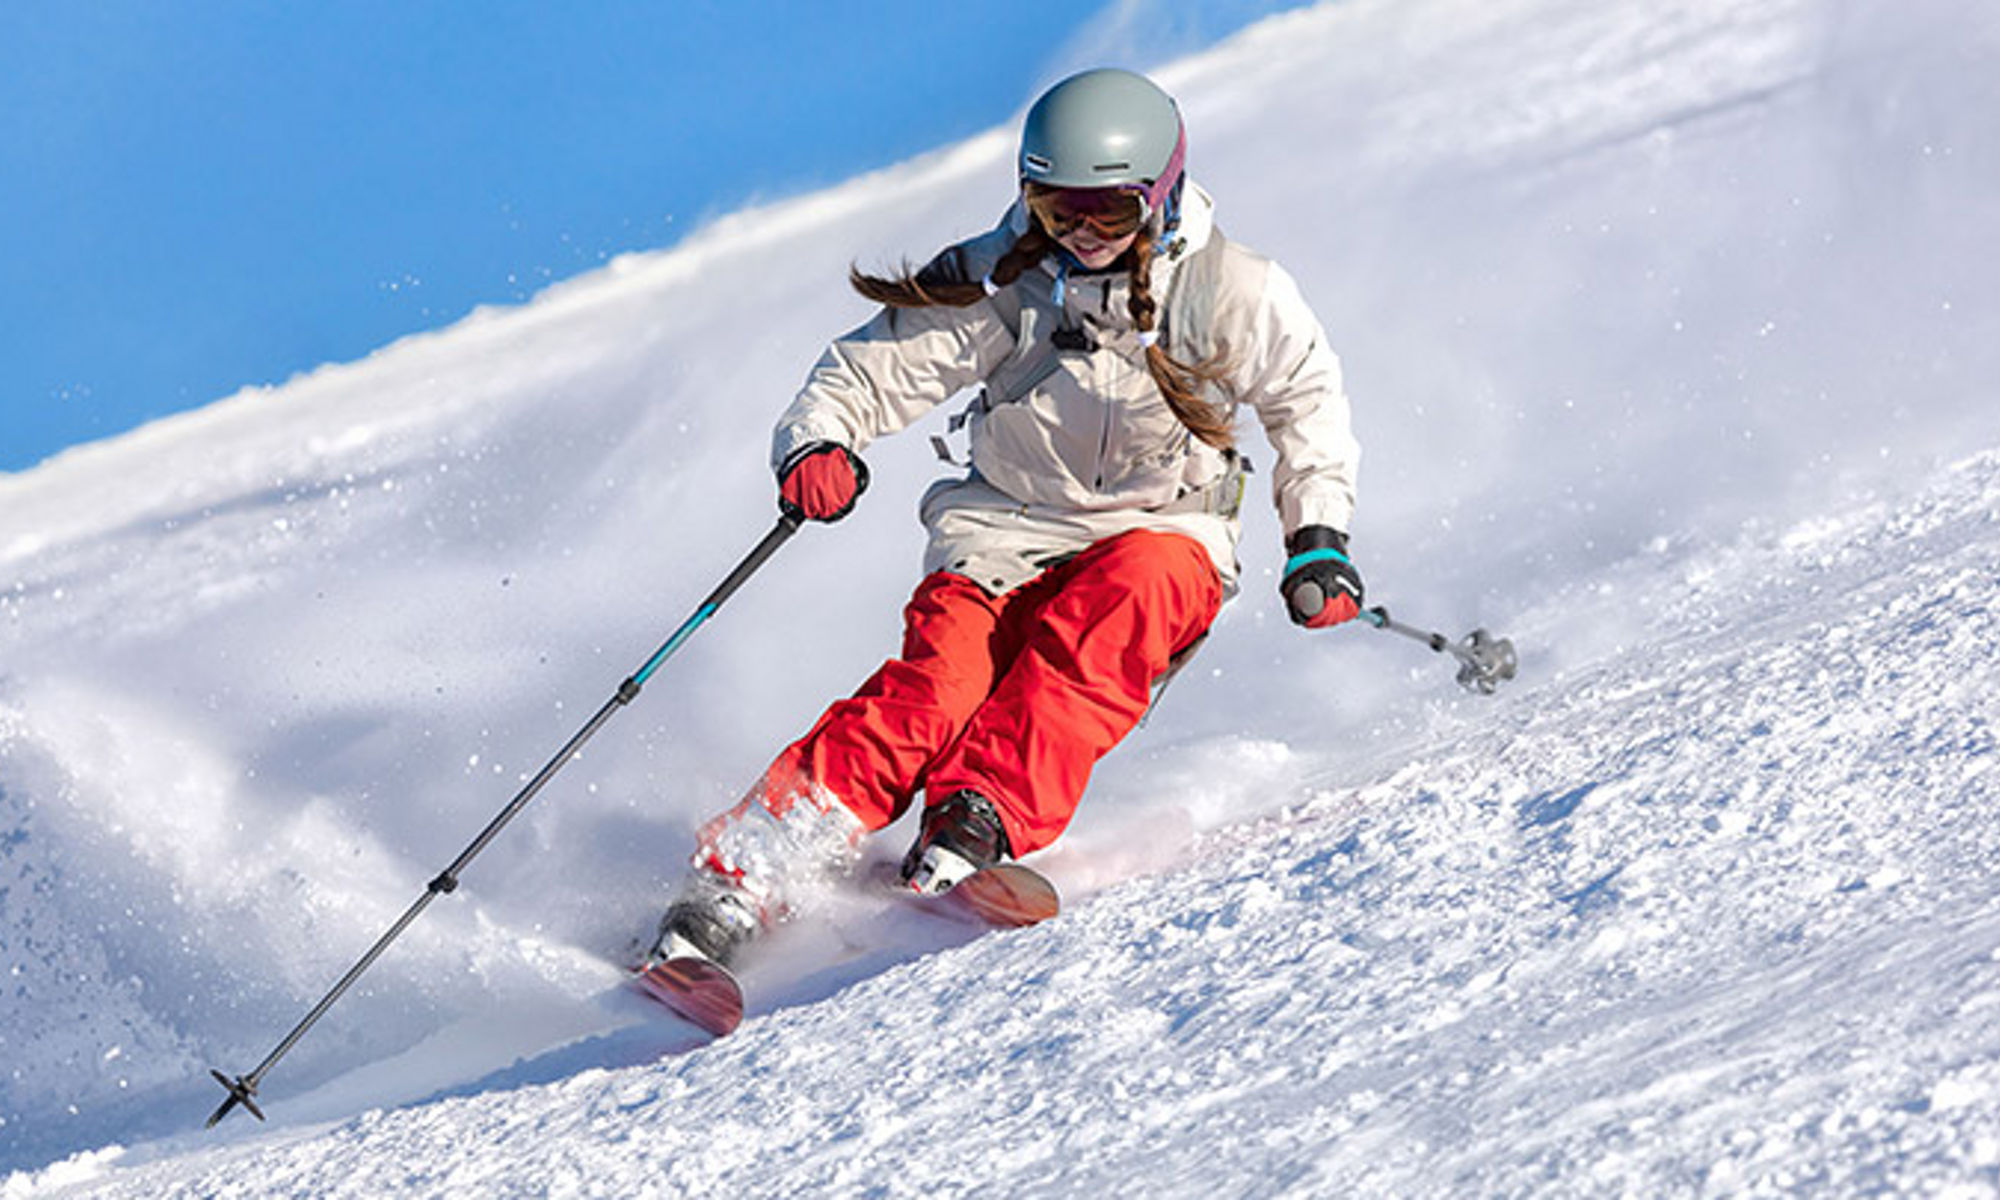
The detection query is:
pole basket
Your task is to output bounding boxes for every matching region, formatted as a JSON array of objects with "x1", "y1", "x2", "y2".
[
  {"x1": 1454, "y1": 628, "x2": 1518, "y2": 695},
  {"x1": 206, "y1": 1070, "x2": 265, "y2": 1127}
]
